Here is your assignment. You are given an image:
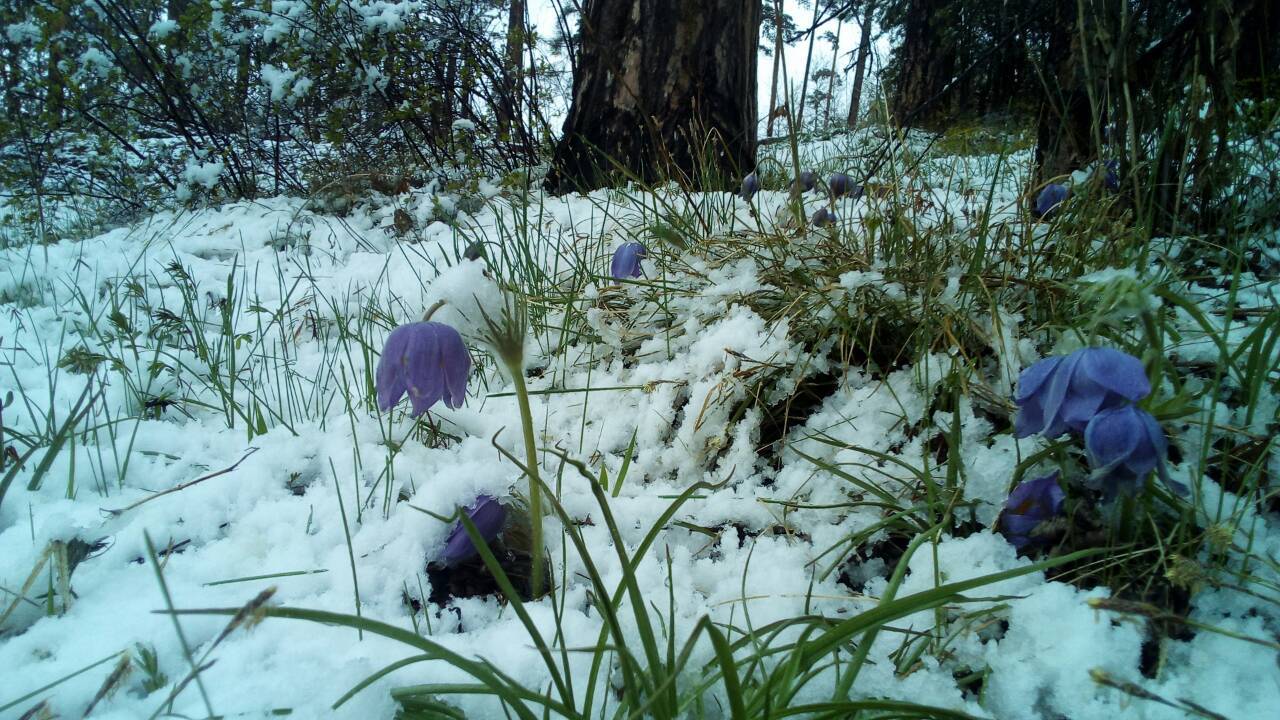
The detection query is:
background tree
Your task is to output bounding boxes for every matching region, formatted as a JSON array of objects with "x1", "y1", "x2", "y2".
[{"x1": 545, "y1": 0, "x2": 763, "y2": 193}]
